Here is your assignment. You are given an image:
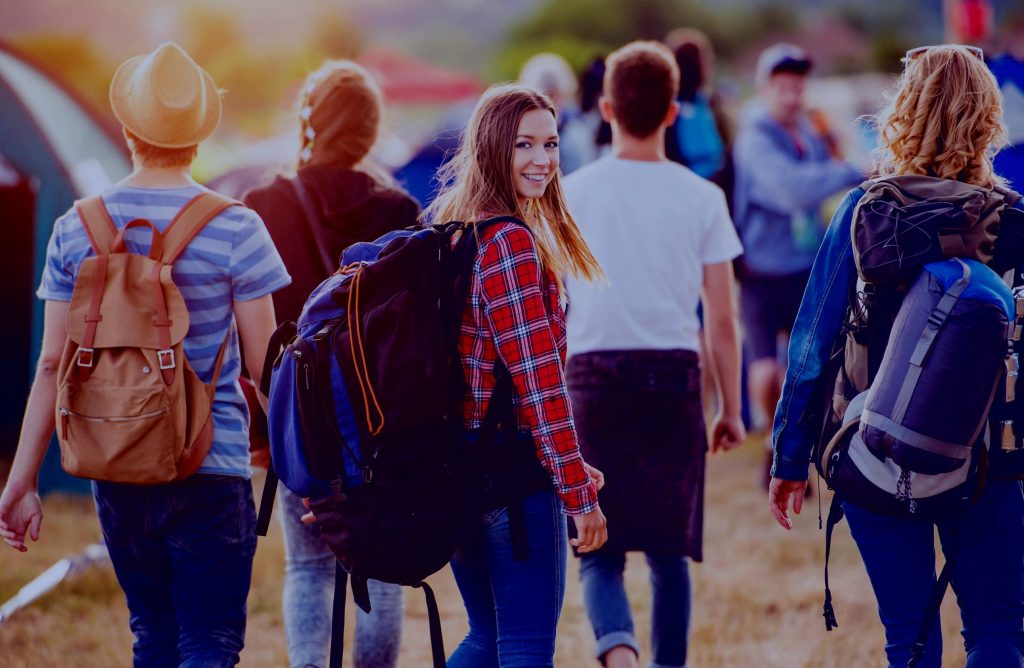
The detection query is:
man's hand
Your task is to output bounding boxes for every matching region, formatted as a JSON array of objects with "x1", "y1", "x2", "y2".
[
  {"x1": 768, "y1": 477, "x2": 807, "y2": 530},
  {"x1": 0, "y1": 478, "x2": 43, "y2": 552},
  {"x1": 711, "y1": 412, "x2": 746, "y2": 452},
  {"x1": 570, "y1": 505, "x2": 608, "y2": 554}
]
